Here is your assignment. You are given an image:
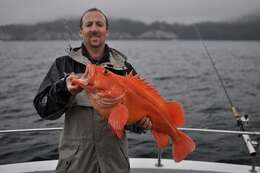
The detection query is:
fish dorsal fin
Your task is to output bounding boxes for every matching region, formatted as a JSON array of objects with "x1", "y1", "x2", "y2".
[{"x1": 125, "y1": 73, "x2": 162, "y2": 99}]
